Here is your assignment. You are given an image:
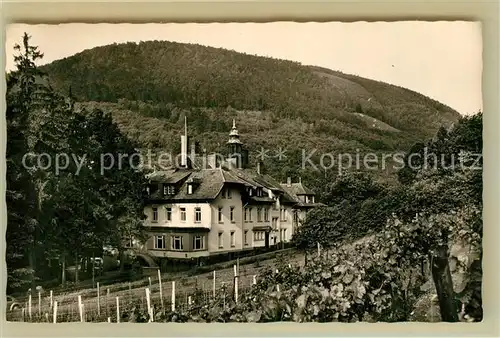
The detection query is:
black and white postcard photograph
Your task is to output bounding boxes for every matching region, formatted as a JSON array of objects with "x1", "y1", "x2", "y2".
[{"x1": 4, "y1": 20, "x2": 484, "y2": 327}]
